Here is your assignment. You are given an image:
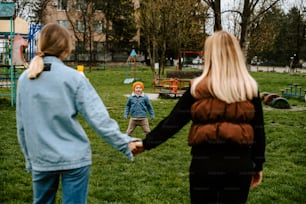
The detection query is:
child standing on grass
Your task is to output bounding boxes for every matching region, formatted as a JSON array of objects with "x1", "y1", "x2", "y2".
[{"x1": 124, "y1": 81, "x2": 155, "y2": 136}]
